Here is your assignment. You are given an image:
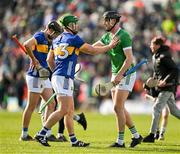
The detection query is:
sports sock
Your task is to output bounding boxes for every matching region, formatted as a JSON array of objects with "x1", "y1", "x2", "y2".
[
  {"x1": 160, "y1": 127, "x2": 166, "y2": 135},
  {"x1": 116, "y1": 132, "x2": 124, "y2": 145},
  {"x1": 69, "y1": 134, "x2": 78, "y2": 144},
  {"x1": 73, "y1": 114, "x2": 80, "y2": 121},
  {"x1": 129, "y1": 126, "x2": 140, "y2": 138},
  {"x1": 58, "y1": 117, "x2": 65, "y2": 134},
  {"x1": 22, "y1": 128, "x2": 28, "y2": 137},
  {"x1": 57, "y1": 133, "x2": 64, "y2": 138},
  {"x1": 46, "y1": 129, "x2": 52, "y2": 137},
  {"x1": 39, "y1": 127, "x2": 49, "y2": 136}
]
